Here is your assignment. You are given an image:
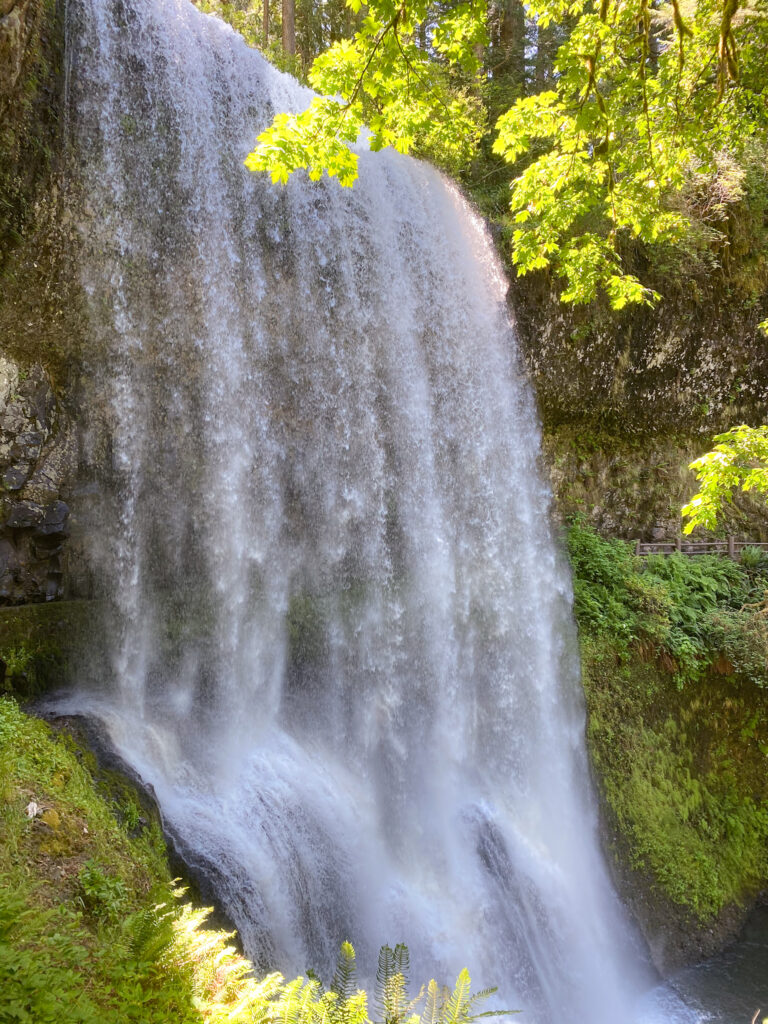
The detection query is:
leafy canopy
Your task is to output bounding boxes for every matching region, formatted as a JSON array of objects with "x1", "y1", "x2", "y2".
[
  {"x1": 246, "y1": 0, "x2": 768, "y2": 307},
  {"x1": 245, "y1": 0, "x2": 486, "y2": 186},
  {"x1": 682, "y1": 425, "x2": 768, "y2": 533}
]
